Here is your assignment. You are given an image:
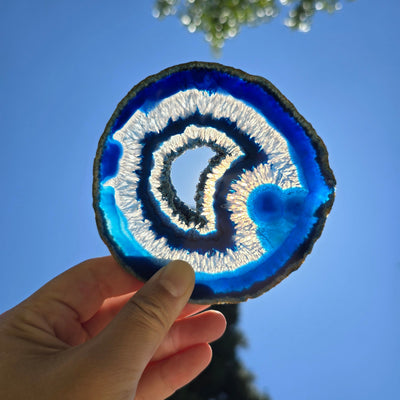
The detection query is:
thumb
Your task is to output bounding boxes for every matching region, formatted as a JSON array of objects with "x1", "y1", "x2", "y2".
[{"x1": 87, "y1": 260, "x2": 195, "y2": 376}]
